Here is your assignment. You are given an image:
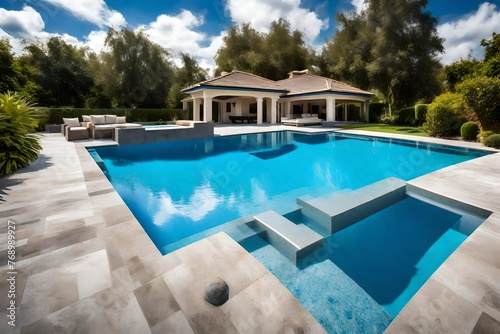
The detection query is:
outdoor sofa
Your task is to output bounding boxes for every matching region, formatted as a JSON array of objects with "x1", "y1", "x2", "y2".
[
  {"x1": 62, "y1": 115, "x2": 142, "y2": 140},
  {"x1": 282, "y1": 114, "x2": 322, "y2": 127},
  {"x1": 85, "y1": 115, "x2": 141, "y2": 139}
]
